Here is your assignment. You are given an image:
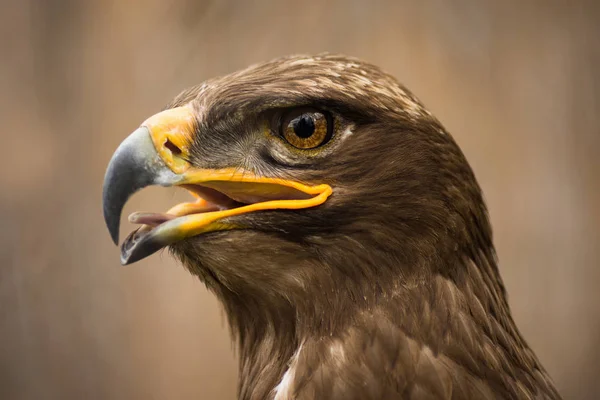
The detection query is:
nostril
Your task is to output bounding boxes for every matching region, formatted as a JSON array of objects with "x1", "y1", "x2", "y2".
[{"x1": 164, "y1": 138, "x2": 182, "y2": 155}]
